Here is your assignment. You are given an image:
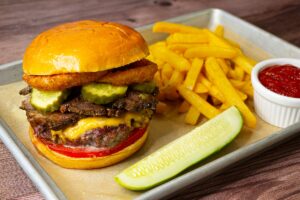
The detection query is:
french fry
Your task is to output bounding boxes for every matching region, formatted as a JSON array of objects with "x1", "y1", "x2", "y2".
[
  {"x1": 233, "y1": 65, "x2": 245, "y2": 80},
  {"x1": 150, "y1": 22, "x2": 257, "y2": 126},
  {"x1": 204, "y1": 29, "x2": 233, "y2": 48},
  {"x1": 216, "y1": 58, "x2": 230, "y2": 74},
  {"x1": 245, "y1": 56, "x2": 257, "y2": 66},
  {"x1": 194, "y1": 83, "x2": 208, "y2": 94},
  {"x1": 185, "y1": 106, "x2": 201, "y2": 125},
  {"x1": 161, "y1": 63, "x2": 173, "y2": 85},
  {"x1": 230, "y1": 79, "x2": 246, "y2": 89},
  {"x1": 167, "y1": 33, "x2": 208, "y2": 44},
  {"x1": 233, "y1": 55, "x2": 254, "y2": 74},
  {"x1": 178, "y1": 101, "x2": 190, "y2": 113},
  {"x1": 212, "y1": 97, "x2": 222, "y2": 106},
  {"x1": 184, "y1": 45, "x2": 238, "y2": 59},
  {"x1": 205, "y1": 29, "x2": 242, "y2": 54},
  {"x1": 241, "y1": 81, "x2": 254, "y2": 97},
  {"x1": 220, "y1": 103, "x2": 231, "y2": 111},
  {"x1": 205, "y1": 57, "x2": 256, "y2": 127},
  {"x1": 244, "y1": 74, "x2": 251, "y2": 81},
  {"x1": 198, "y1": 74, "x2": 225, "y2": 102},
  {"x1": 183, "y1": 58, "x2": 203, "y2": 90},
  {"x1": 177, "y1": 85, "x2": 220, "y2": 119},
  {"x1": 153, "y1": 22, "x2": 203, "y2": 34},
  {"x1": 214, "y1": 25, "x2": 224, "y2": 37},
  {"x1": 168, "y1": 44, "x2": 200, "y2": 53},
  {"x1": 236, "y1": 90, "x2": 247, "y2": 101},
  {"x1": 168, "y1": 70, "x2": 185, "y2": 88},
  {"x1": 151, "y1": 45, "x2": 190, "y2": 71}
]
